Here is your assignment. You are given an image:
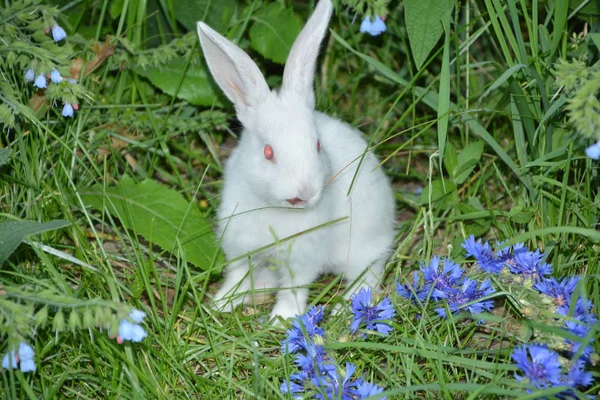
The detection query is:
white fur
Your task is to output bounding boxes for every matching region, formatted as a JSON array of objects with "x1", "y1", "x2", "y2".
[{"x1": 197, "y1": 0, "x2": 395, "y2": 321}]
